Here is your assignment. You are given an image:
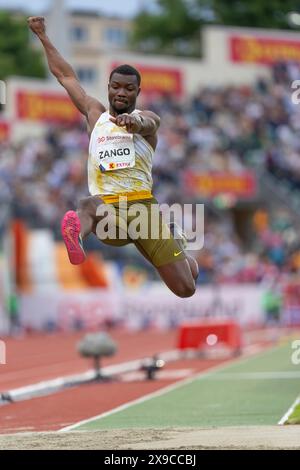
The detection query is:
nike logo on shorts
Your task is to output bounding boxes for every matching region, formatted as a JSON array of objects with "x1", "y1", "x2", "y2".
[{"x1": 174, "y1": 251, "x2": 183, "y2": 257}]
